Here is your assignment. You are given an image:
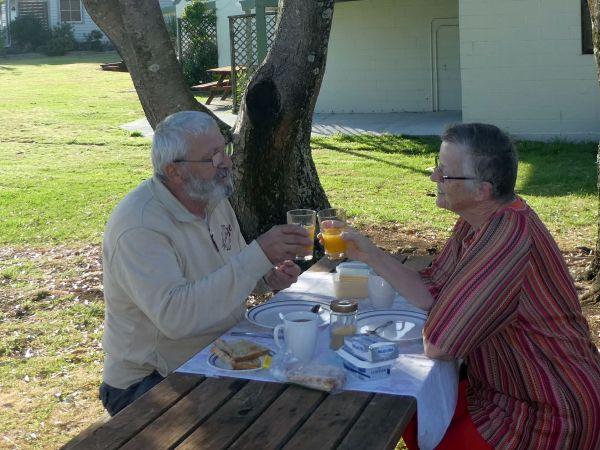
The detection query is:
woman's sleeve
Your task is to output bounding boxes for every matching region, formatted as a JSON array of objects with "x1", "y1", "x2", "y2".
[{"x1": 424, "y1": 211, "x2": 530, "y2": 358}]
